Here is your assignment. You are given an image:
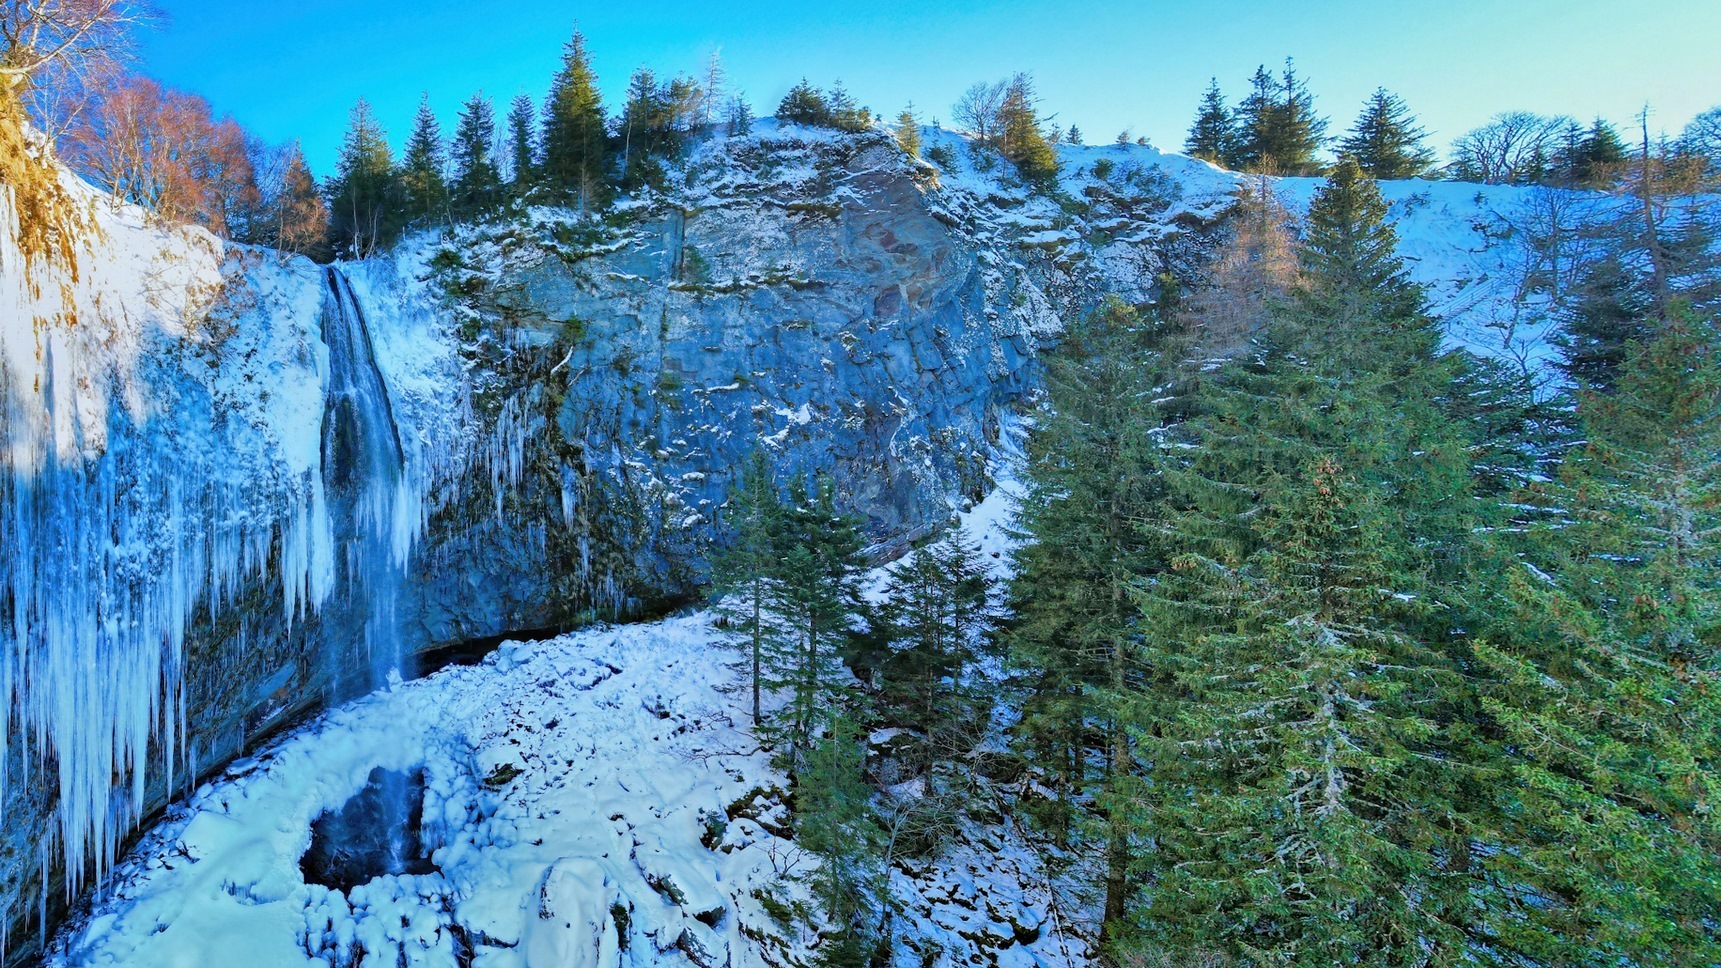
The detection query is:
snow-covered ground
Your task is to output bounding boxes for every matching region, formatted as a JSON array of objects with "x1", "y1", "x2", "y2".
[{"x1": 50, "y1": 467, "x2": 1088, "y2": 968}]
